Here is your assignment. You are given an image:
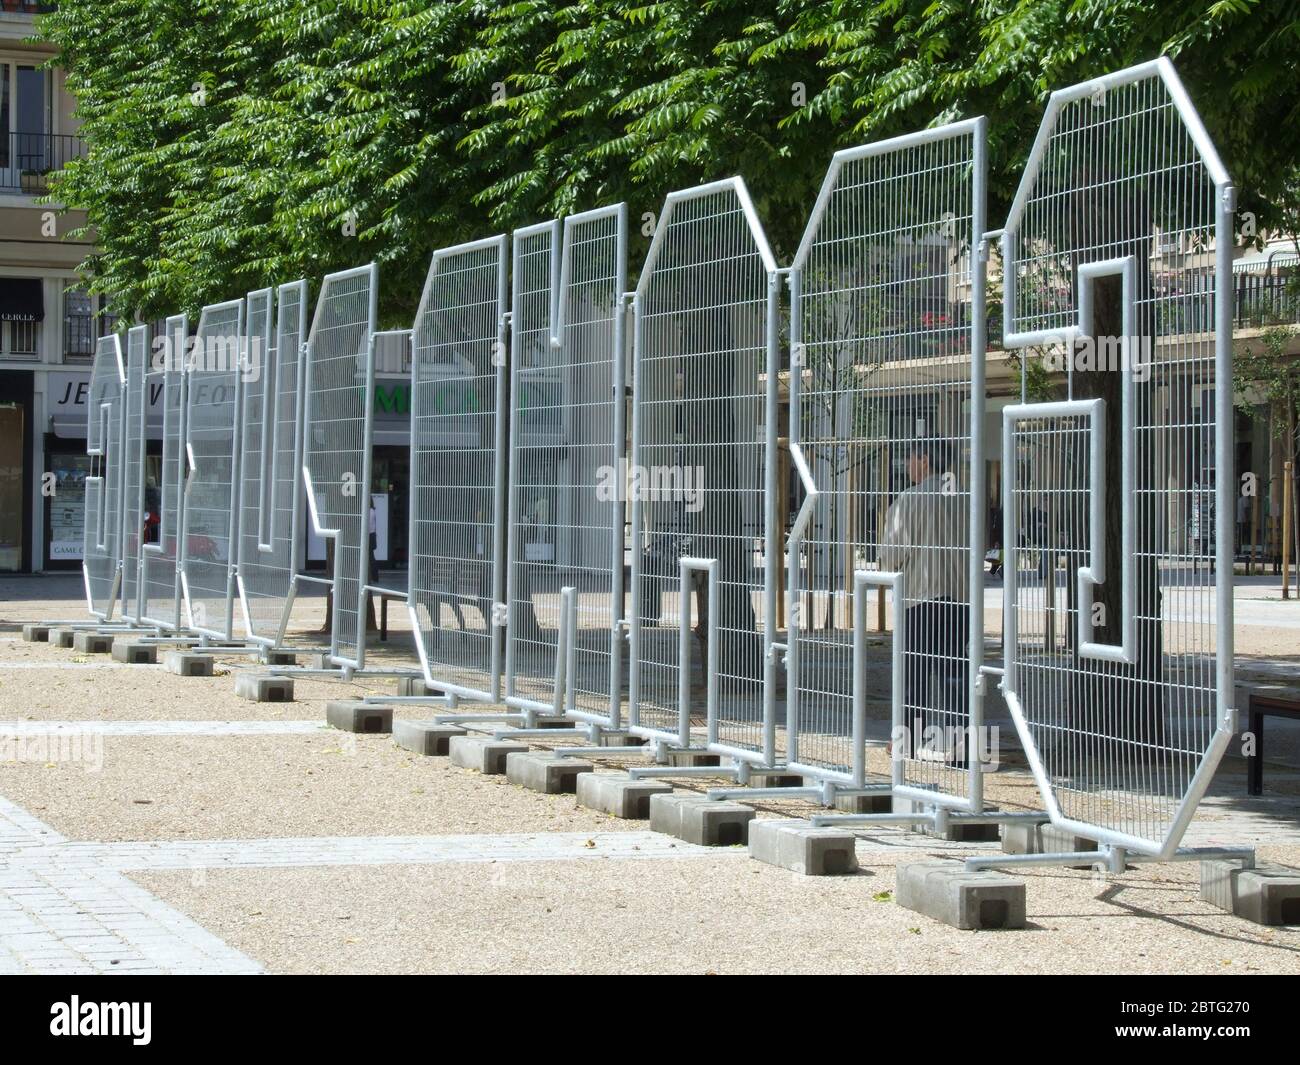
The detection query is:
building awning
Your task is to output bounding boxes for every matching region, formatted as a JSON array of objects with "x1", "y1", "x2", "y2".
[{"x1": 0, "y1": 278, "x2": 44, "y2": 322}]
